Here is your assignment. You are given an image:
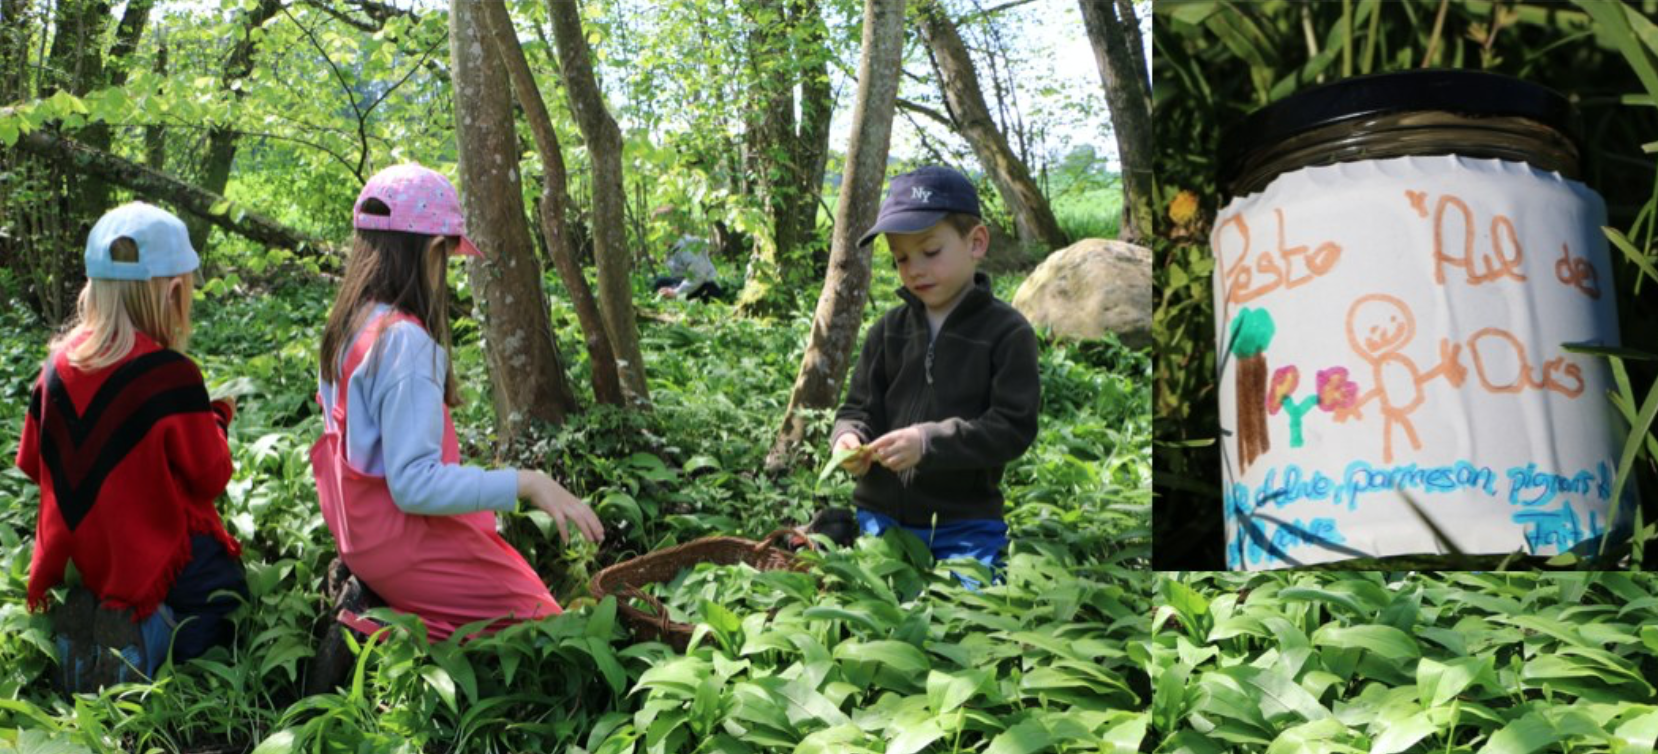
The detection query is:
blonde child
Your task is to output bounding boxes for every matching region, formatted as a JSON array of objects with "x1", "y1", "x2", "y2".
[
  {"x1": 19, "y1": 202, "x2": 244, "y2": 692},
  {"x1": 311, "y1": 164, "x2": 602, "y2": 643}
]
